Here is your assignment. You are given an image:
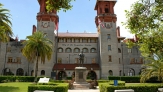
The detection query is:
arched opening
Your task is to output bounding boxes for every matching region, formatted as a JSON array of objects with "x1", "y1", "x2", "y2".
[
  {"x1": 65, "y1": 48, "x2": 72, "y2": 53},
  {"x1": 128, "y1": 68, "x2": 135, "y2": 76},
  {"x1": 87, "y1": 71, "x2": 97, "y2": 80},
  {"x1": 57, "y1": 71, "x2": 67, "y2": 80},
  {"x1": 31, "y1": 70, "x2": 34, "y2": 76},
  {"x1": 58, "y1": 47, "x2": 63, "y2": 53},
  {"x1": 3, "y1": 68, "x2": 11, "y2": 75},
  {"x1": 41, "y1": 70, "x2": 45, "y2": 76},
  {"x1": 74, "y1": 48, "x2": 80, "y2": 53},
  {"x1": 108, "y1": 70, "x2": 113, "y2": 76},
  {"x1": 16, "y1": 68, "x2": 24, "y2": 76}
]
